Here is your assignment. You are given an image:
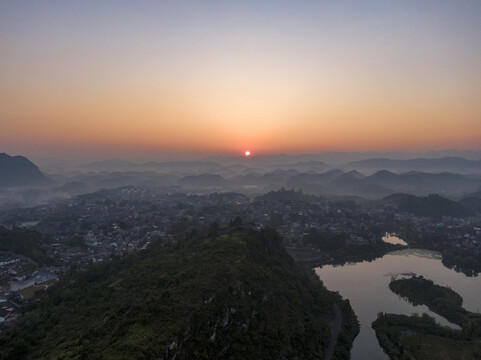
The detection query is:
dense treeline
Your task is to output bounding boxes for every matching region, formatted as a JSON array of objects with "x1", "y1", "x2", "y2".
[
  {"x1": 0, "y1": 229, "x2": 358, "y2": 360},
  {"x1": 256, "y1": 188, "x2": 321, "y2": 203},
  {"x1": 333, "y1": 299, "x2": 359, "y2": 360},
  {"x1": 383, "y1": 193, "x2": 476, "y2": 218},
  {"x1": 442, "y1": 249, "x2": 481, "y2": 277},
  {"x1": 0, "y1": 226, "x2": 53, "y2": 265}
]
